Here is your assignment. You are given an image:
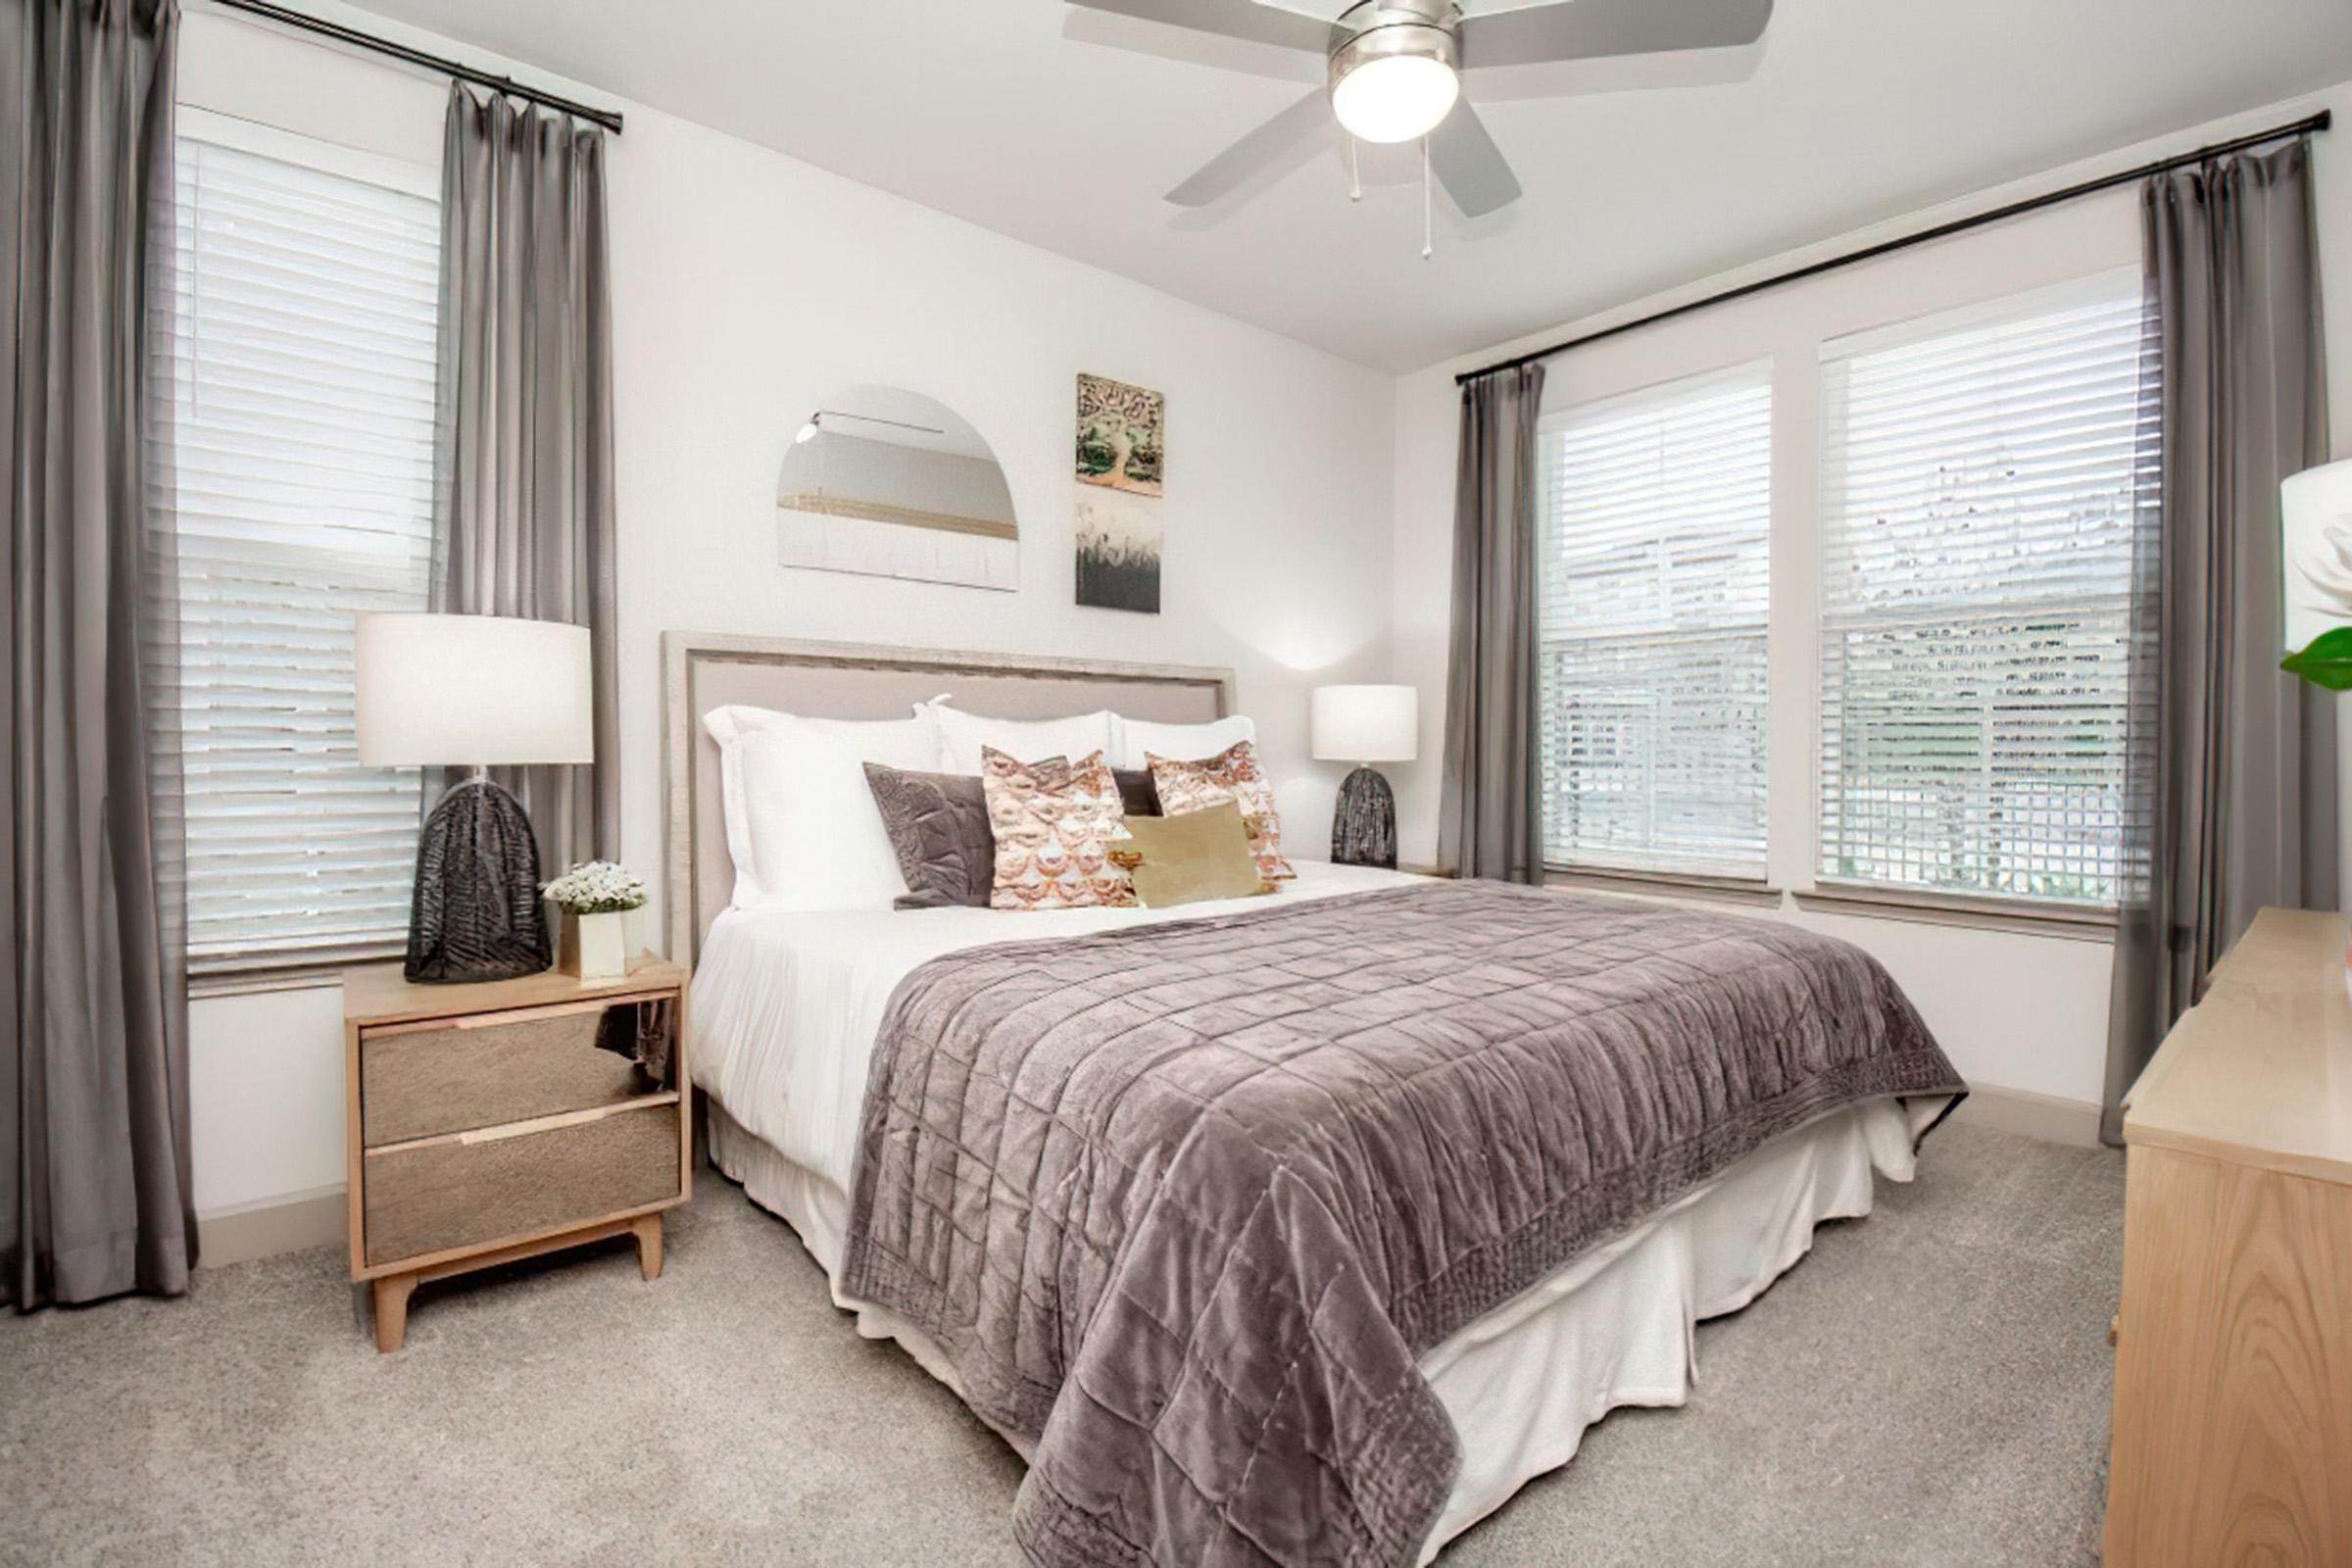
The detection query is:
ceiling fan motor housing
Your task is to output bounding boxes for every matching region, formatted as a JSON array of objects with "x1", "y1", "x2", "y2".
[{"x1": 1328, "y1": 2, "x2": 1464, "y2": 94}]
